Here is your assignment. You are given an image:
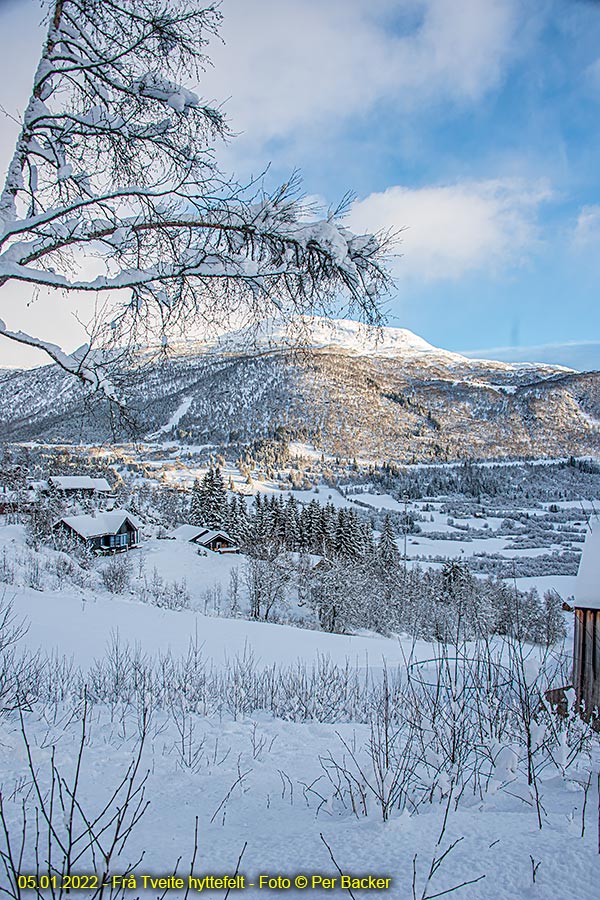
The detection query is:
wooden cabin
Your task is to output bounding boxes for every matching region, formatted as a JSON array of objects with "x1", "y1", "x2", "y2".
[
  {"x1": 47, "y1": 475, "x2": 112, "y2": 497},
  {"x1": 172, "y1": 524, "x2": 239, "y2": 553},
  {"x1": 54, "y1": 510, "x2": 141, "y2": 553},
  {"x1": 193, "y1": 528, "x2": 238, "y2": 553},
  {"x1": 573, "y1": 527, "x2": 600, "y2": 726}
]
